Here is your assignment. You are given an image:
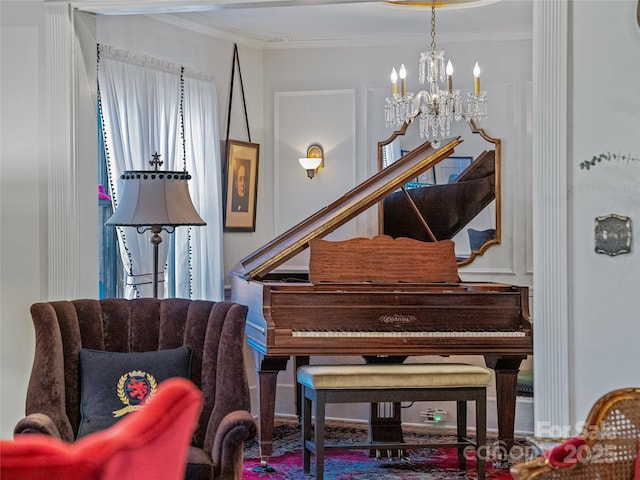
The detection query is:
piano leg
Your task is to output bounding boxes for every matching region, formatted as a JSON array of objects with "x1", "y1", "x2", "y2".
[
  {"x1": 253, "y1": 353, "x2": 290, "y2": 473},
  {"x1": 484, "y1": 355, "x2": 526, "y2": 469},
  {"x1": 294, "y1": 356, "x2": 311, "y2": 421}
]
